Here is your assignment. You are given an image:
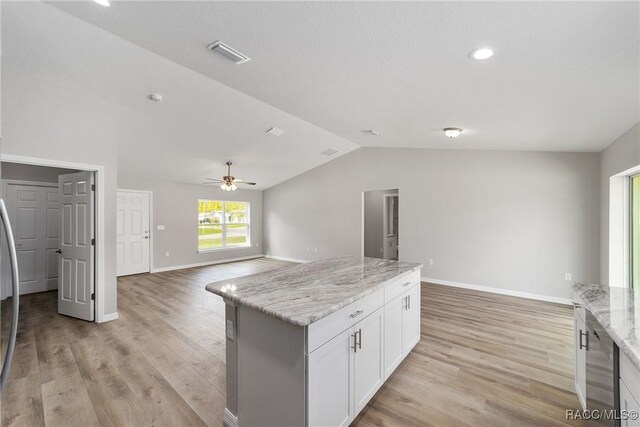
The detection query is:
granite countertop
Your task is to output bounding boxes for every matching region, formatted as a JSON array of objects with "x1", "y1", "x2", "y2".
[
  {"x1": 205, "y1": 256, "x2": 422, "y2": 326},
  {"x1": 573, "y1": 283, "x2": 639, "y2": 370}
]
